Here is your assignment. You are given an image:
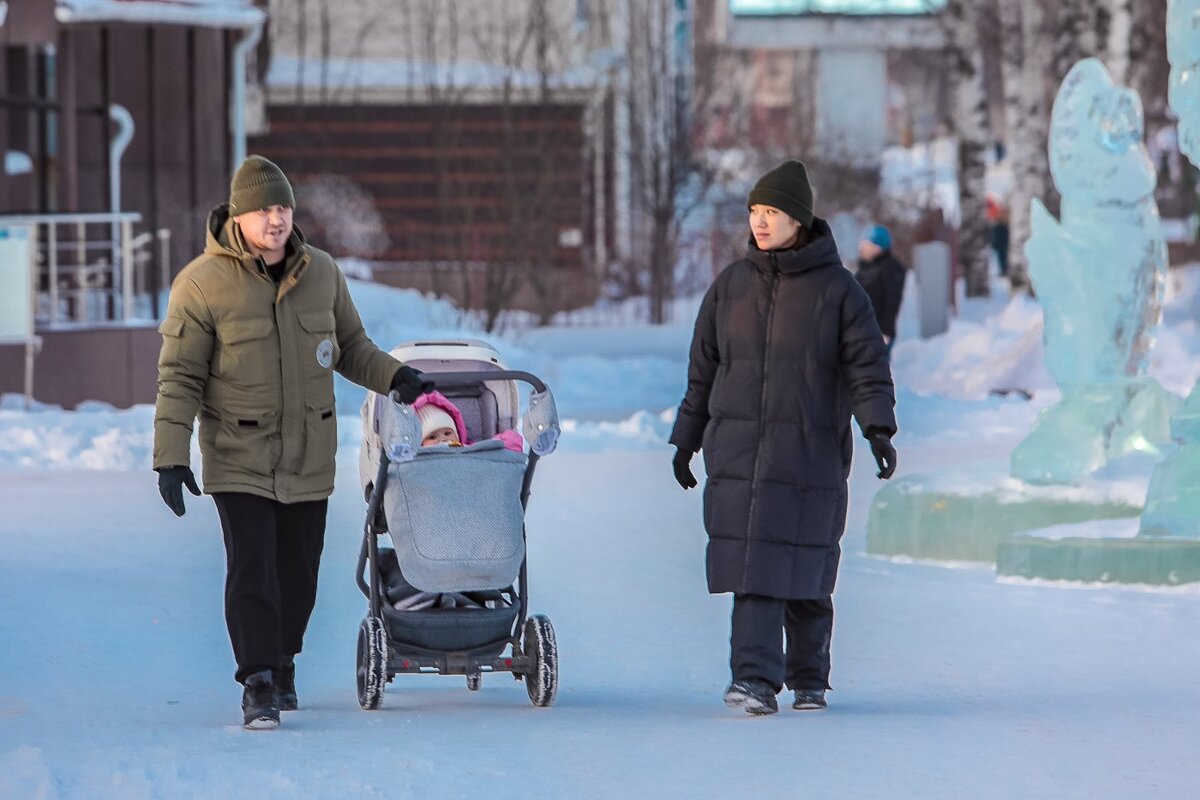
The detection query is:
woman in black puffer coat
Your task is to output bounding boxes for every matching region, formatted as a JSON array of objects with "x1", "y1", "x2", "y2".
[{"x1": 669, "y1": 160, "x2": 898, "y2": 715}]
